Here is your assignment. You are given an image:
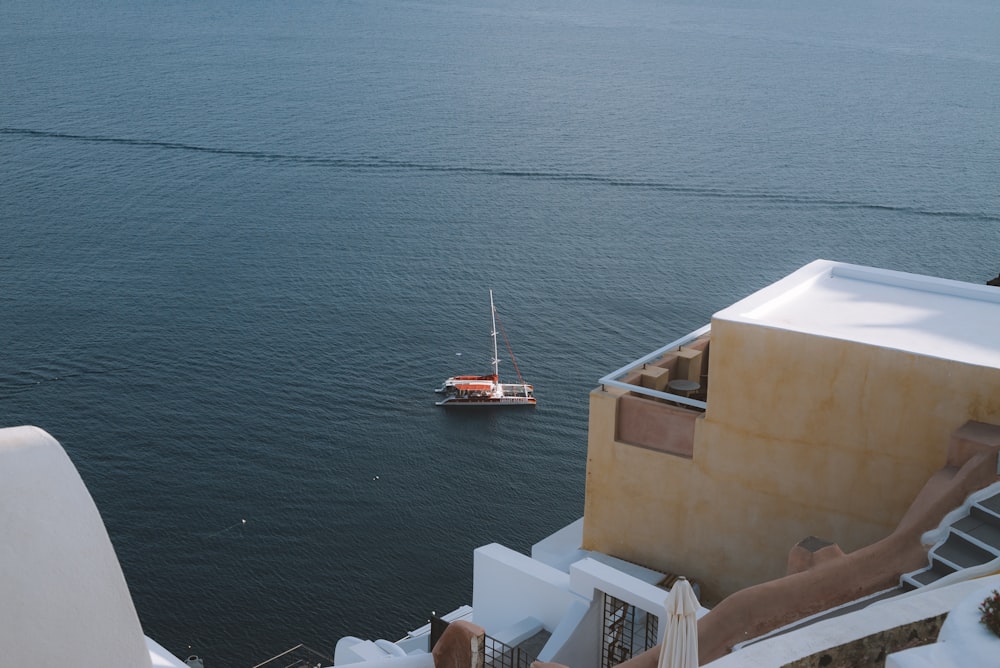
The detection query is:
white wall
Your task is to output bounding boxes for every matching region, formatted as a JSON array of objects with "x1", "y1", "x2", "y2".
[
  {"x1": 569, "y1": 557, "x2": 675, "y2": 633},
  {"x1": 543, "y1": 598, "x2": 603, "y2": 668},
  {"x1": 0, "y1": 426, "x2": 153, "y2": 668},
  {"x1": 472, "y1": 543, "x2": 581, "y2": 632}
]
